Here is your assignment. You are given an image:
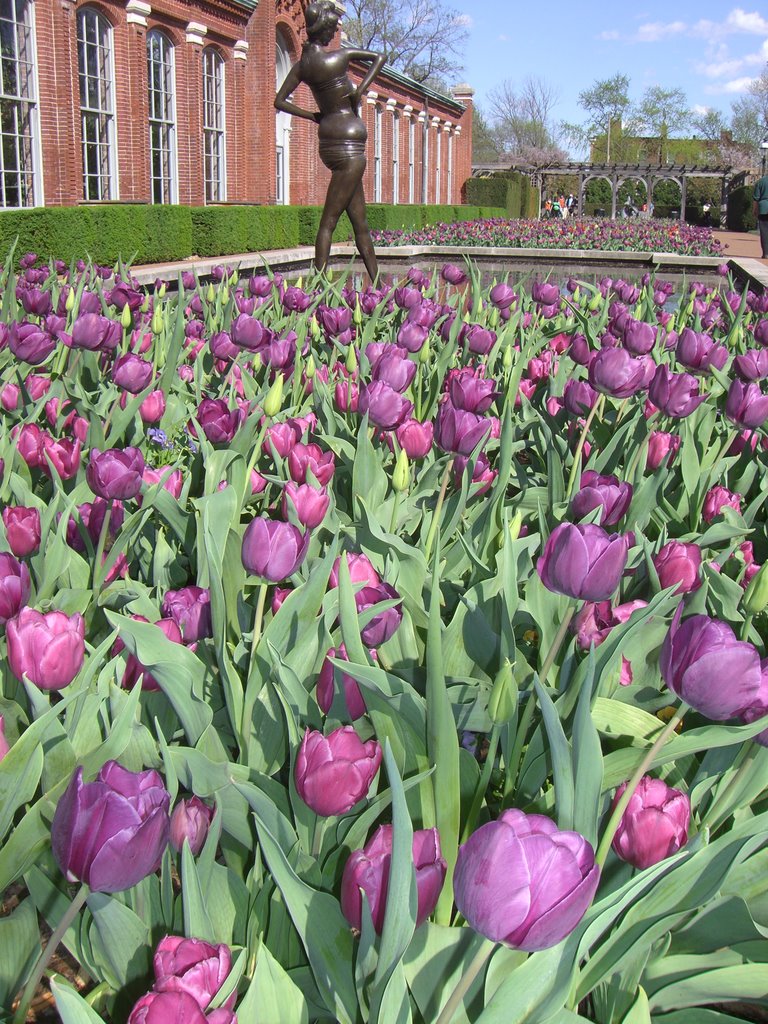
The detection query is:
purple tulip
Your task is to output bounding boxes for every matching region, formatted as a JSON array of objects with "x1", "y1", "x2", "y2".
[
  {"x1": 41, "y1": 435, "x2": 81, "y2": 480},
  {"x1": 648, "y1": 365, "x2": 707, "y2": 418},
  {"x1": 319, "y1": 305, "x2": 353, "y2": 337},
  {"x1": 569, "y1": 334, "x2": 593, "y2": 366},
  {"x1": 113, "y1": 353, "x2": 153, "y2": 393},
  {"x1": 7, "y1": 607, "x2": 84, "y2": 689},
  {"x1": 295, "y1": 726, "x2": 382, "y2": 816},
  {"x1": 725, "y1": 379, "x2": 768, "y2": 430},
  {"x1": 152, "y1": 935, "x2": 237, "y2": 1013},
  {"x1": 19, "y1": 285, "x2": 52, "y2": 317},
  {"x1": 52, "y1": 761, "x2": 170, "y2": 892},
  {"x1": 454, "y1": 809, "x2": 599, "y2": 951},
  {"x1": 589, "y1": 348, "x2": 654, "y2": 398},
  {"x1": 448, "y1": 371, "x2": 500, "y2": 413},
  {"x1": 209, "y1": 330, "x2": 239, "y2": 361},
  {"x1": 162, "y1": 587, "x2": 212, "y2": 642},
  {"x1": 489, "y1": 282, "x2": 516, "y2": 309},
  {"x1": 611, "y1": 776, "x2": 690, "y2": 869},
  {"x1": 87, "y1": 447, "x2": 145, "y2": 500},
  {"x1": 170, "y1": 797, "x2": 215, "y2": 855},
  {"x1": 241, "y1": 517, "x2": 309, "y2": 582},
  {"x1": 646, "y1": 431, "x2": 680, "y2": 470},
  {"x1": 282, "y1": 482, "x2": 330, "y2": 529},
  {"x1": 660, "y1": 605, "x2": 763, "y2": 719},
  {"x1": 397, "y1": 321, "x2": 428, "y2": 352},
  {"x1": 462, "y1": 323, "x2": 497, "y2": 355},
  {"x1": 531, "y1": 281, "x2": 559, "y2": 306},
  {"x1": 71, "y1": 313, "x2": 120, "y2": 352},
  {"x1": 371, "y1": 347, "x2": 417, "y2": 393},
  {"x1": 287, "y1": 442, "x2": 335, "y2": 486},
  {"x1": 653, "y1": 541, "x2": 702, "y2": 594},
  {"x1": 341, "y1": 825, "x2": 447, "y2": 933},
  {"x1": 572, "y1": 599, "x2": 648, "y2": 650},
  {"x1": 675, "y1": 328, "x2": 728, "y2": 373},
  {"x1": 395, "y1": 418, "x2": 434, "y2": 459},
  {"x1": 316, "y1": 644, "x2": 368, "y2": 721},
  {"x1": 128, "y1": 991, "x2": 235, "y2": 1023},
  {"x1": 563, "y1": 379, "x2": 598, "y2": 415},
  {"x1": 195, "y1": 399, "x2": 241, "y2": 444},
  {"x1": 537, "y1": 522, "x2": 630, "y2": 602},
  {"x1": 435, "y1": 403, "x2": 491, "y2": 455},
  {"x1": 702, "y1": 485, "x2": 741, "y2": 523},
  {"x1": 230, "y1": 313, "x2": 265, "y2": 351},
  {"x1": 358, "y1": 382, "x2": 413, "y2": 430},
  {"x1": 734, "y1": 349, "x2": 768, "y2": 381},
  {"x1": 282, "y1": 286, "x2": 312, "y2": 312},
  {"x1": 622, "y1": 318, "x2": 657, "y2": 356},
  {"x1": 441, "y1": 263, "x2": 467, "y2": 285},
  {"x1": 107, "y1": 283, "x2": 143, "y2": 313},
  {"x1": 9, "y1": 320, "x2": 56, "y2": 363},
  {"x1": 0, "y1": 553, "x2": 31, "y2": 624},
  {"x1": 329, "y1": 552, "x2": 380, "y2": 590},
  {"x1": 571, "y1": 471, "x2": 632, "y2": 526},
  {"x1": 355, "y1": 581, "x2": 403, "y2": 646},
  {"x1": 738, "y1": 661, "x2": 768, "y2": 745}
]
